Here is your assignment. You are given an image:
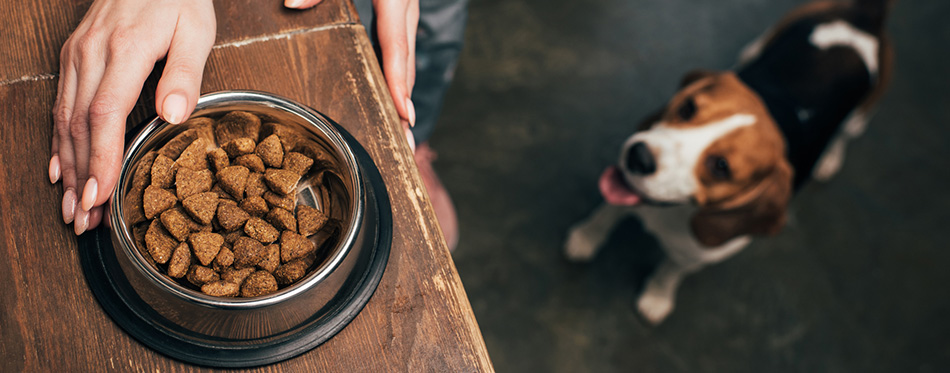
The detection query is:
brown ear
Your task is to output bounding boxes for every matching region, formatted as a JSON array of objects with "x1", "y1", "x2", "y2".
[
  {"x1": 680, "y1": 69, "x2": 716, "y2": 88},
  {"x1": 690, "y1": 160, "x2": 793, "y2": 247}
]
